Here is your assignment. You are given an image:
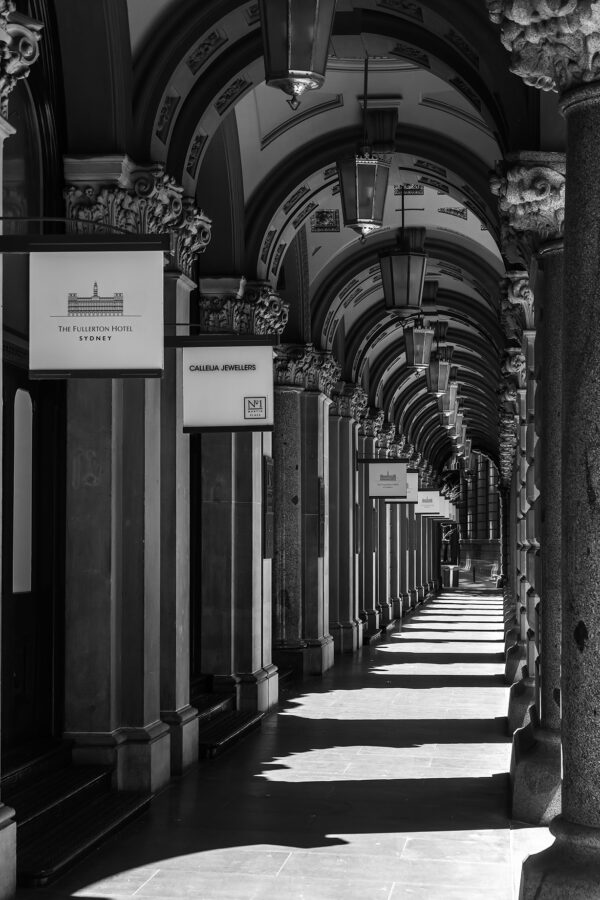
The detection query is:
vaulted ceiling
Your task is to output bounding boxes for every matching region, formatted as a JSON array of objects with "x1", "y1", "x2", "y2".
[{"x1": 122, "y1": 0, "x2": 547, "y2": 477}]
